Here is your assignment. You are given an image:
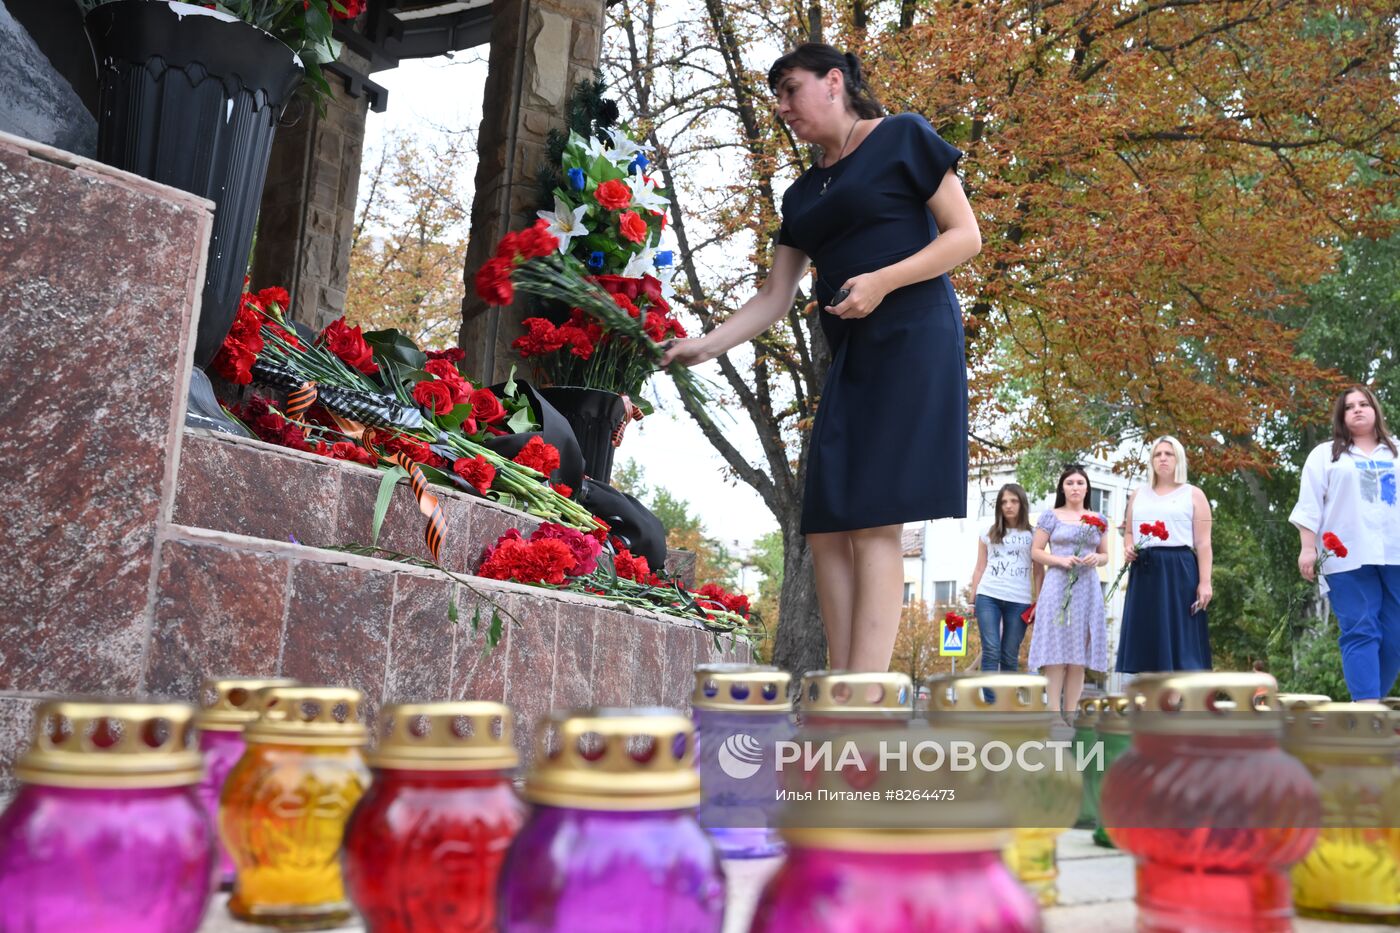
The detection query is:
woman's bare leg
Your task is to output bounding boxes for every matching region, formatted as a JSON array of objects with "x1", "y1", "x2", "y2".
[
  {"x1": 808, "y1": 531, "x2": 856, "y2": 669},
  {"x1": 846, "y1": 524, "x2": 906, "y2": 671},
  {"x1": 1043, "y1": 664, "x2": 1066, "y2": 718},
  {"x1": 1063, "y1": 665, "x2": 1086, "y2": 721}
]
